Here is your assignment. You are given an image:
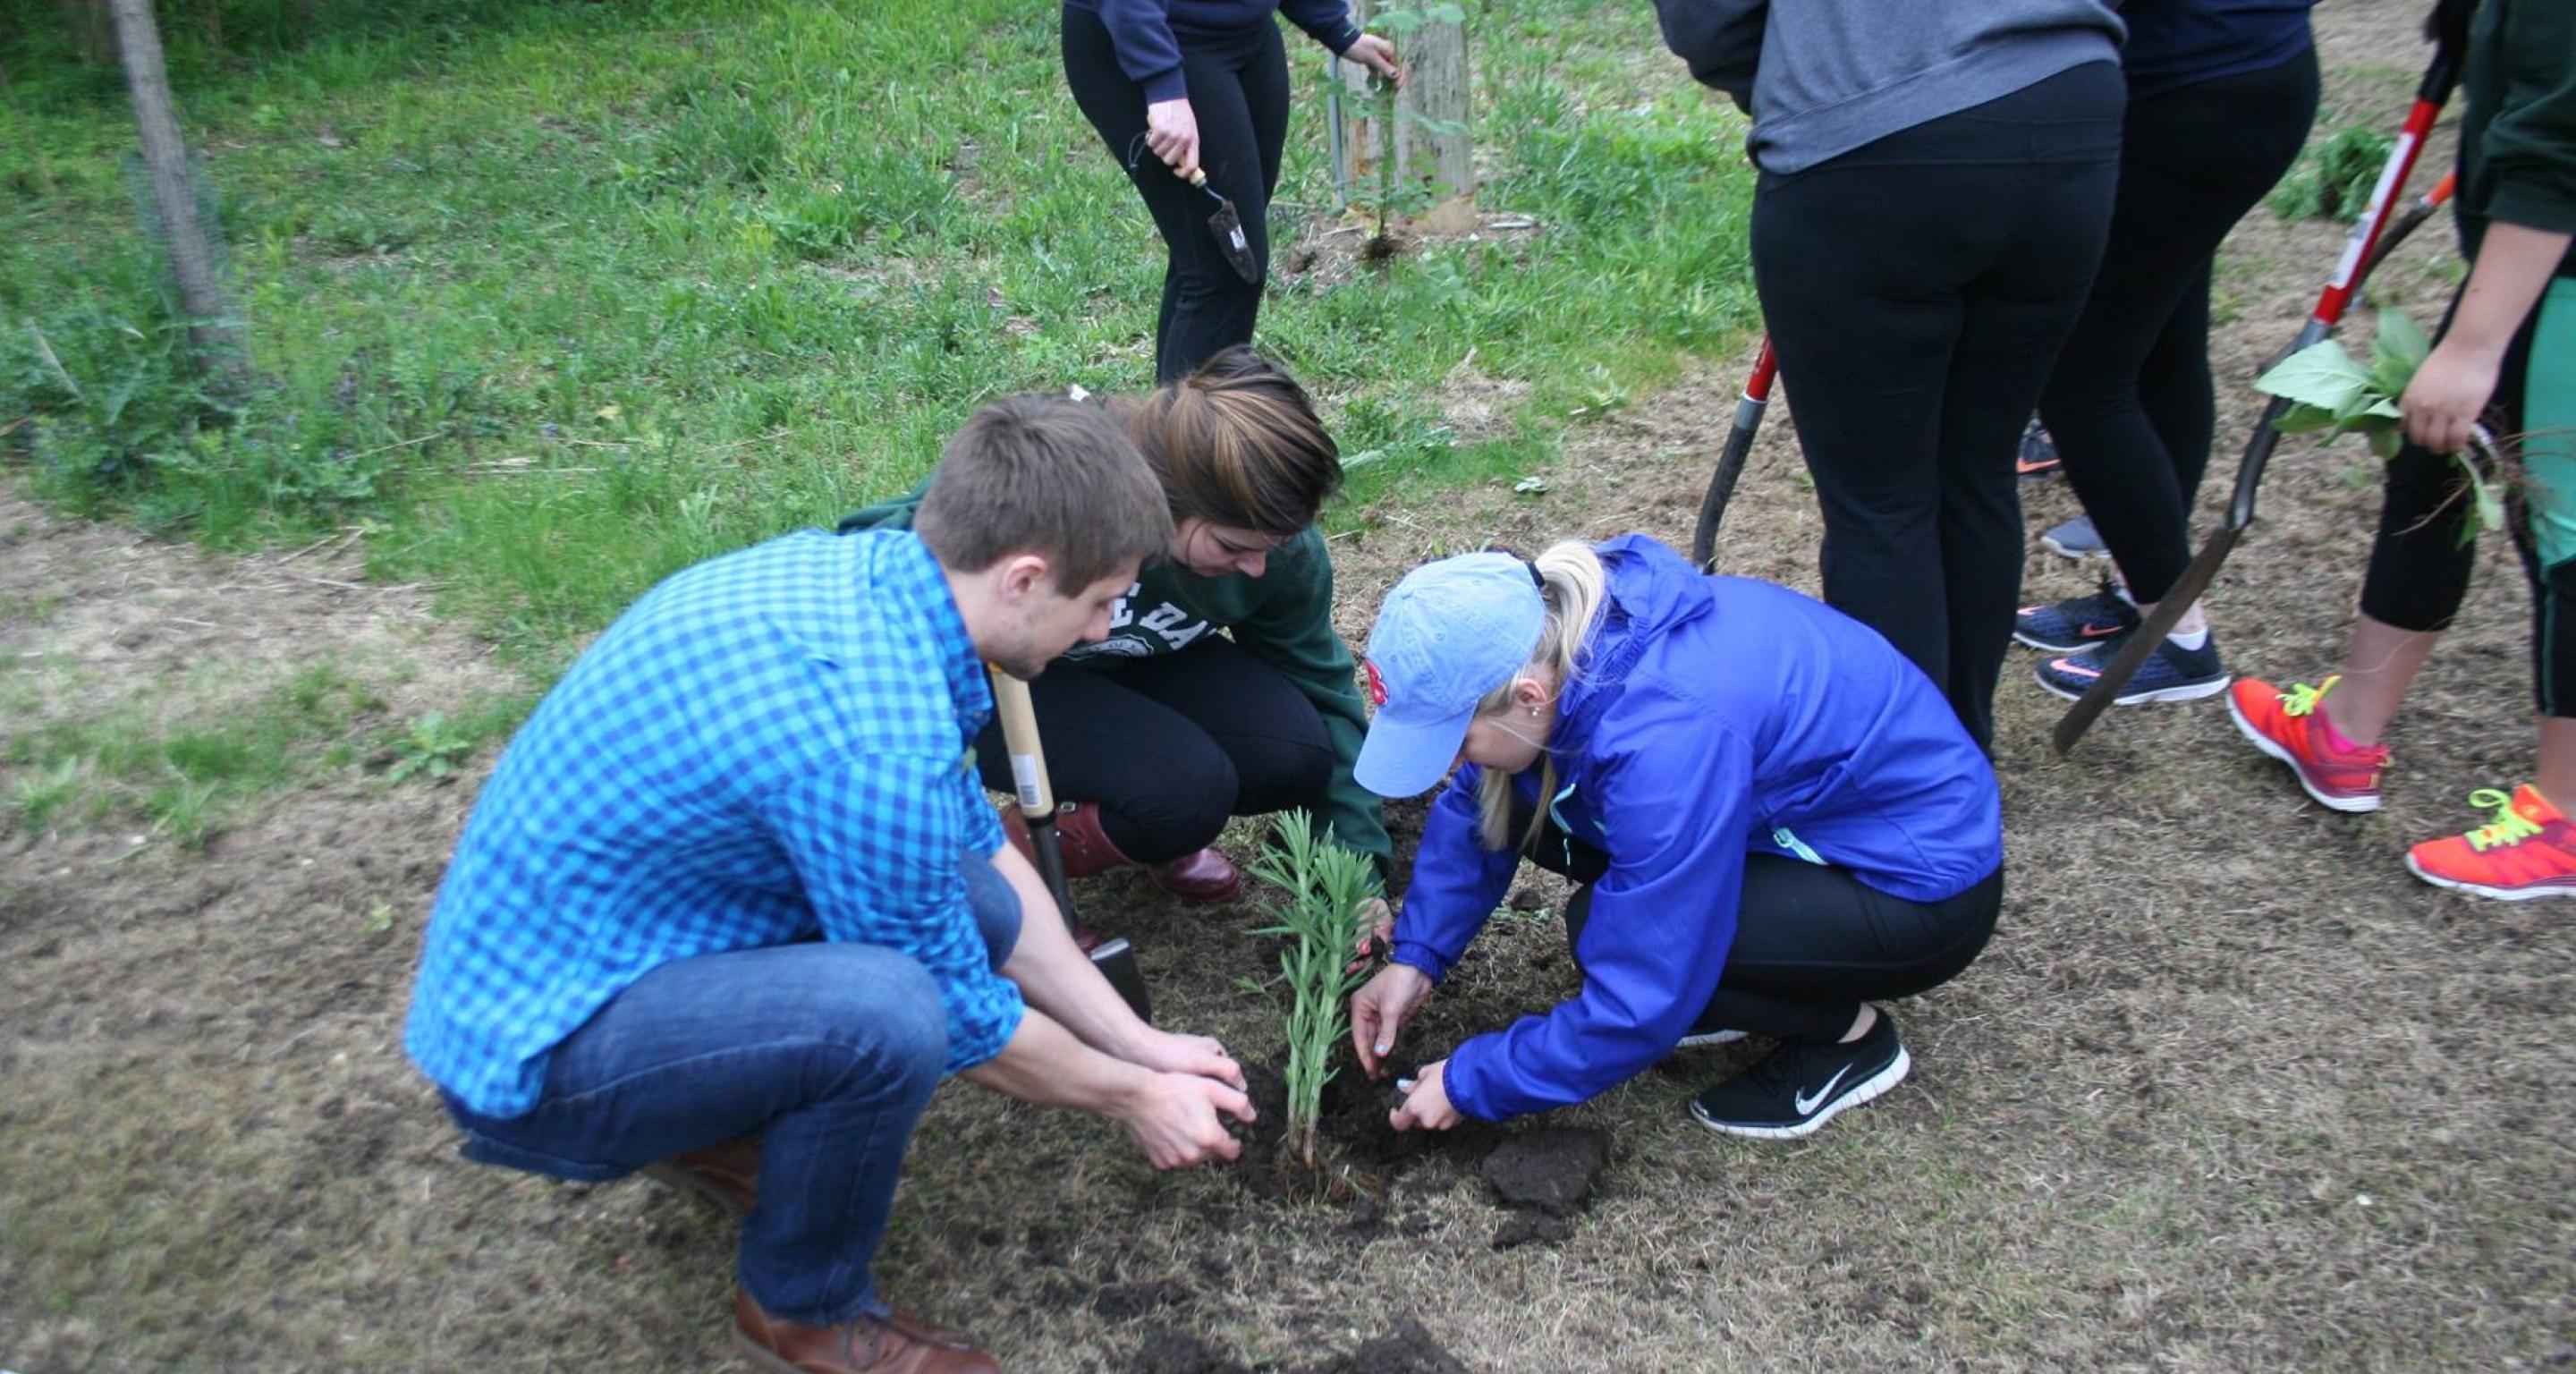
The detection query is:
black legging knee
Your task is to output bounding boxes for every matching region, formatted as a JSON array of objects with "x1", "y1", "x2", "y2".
[{"x1": 972, "y1": 637, "x2": 1333, "y2": 862}]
